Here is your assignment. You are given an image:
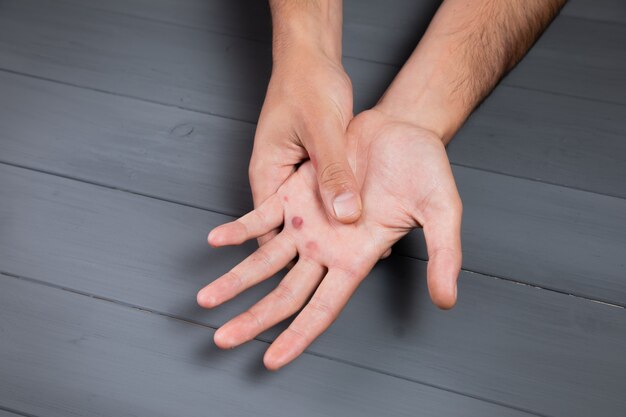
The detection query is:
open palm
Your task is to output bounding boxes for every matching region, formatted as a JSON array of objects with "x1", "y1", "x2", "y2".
[{"x1": 198, "y1": 109, "x2": 463, "y2": 370}]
